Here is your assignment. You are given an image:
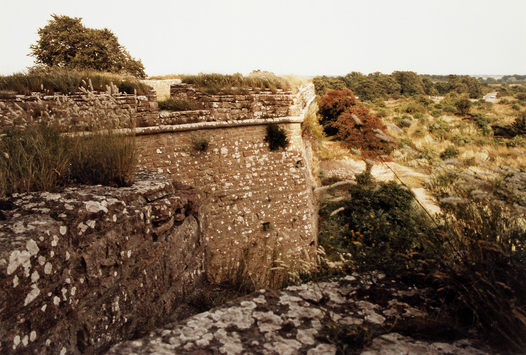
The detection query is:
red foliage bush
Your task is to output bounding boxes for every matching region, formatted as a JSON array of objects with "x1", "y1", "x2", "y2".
[{"x1": 319, "y1": 89, "x2": 396, "y2": 158}]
